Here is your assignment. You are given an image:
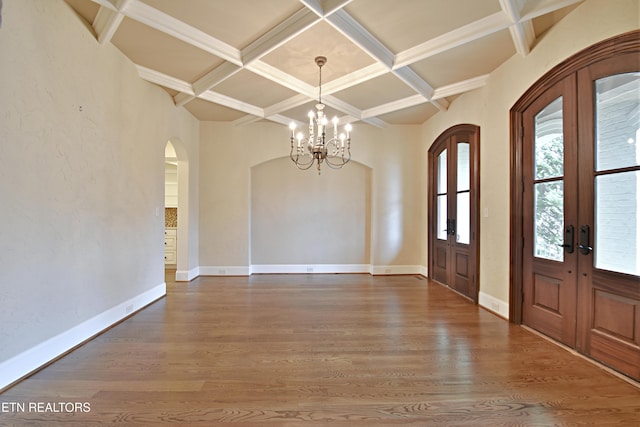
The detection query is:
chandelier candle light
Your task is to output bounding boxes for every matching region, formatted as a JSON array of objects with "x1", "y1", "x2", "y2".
[{"x1": 289, "y1": 56, "x2": 352, "y2": 174}]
